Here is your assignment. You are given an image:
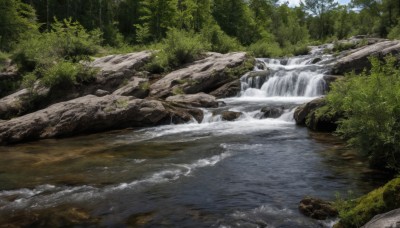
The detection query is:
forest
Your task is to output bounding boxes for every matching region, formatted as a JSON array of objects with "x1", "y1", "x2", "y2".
[{"x1": 2, "y1": 0, "x2": 400, "y2": 55}]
